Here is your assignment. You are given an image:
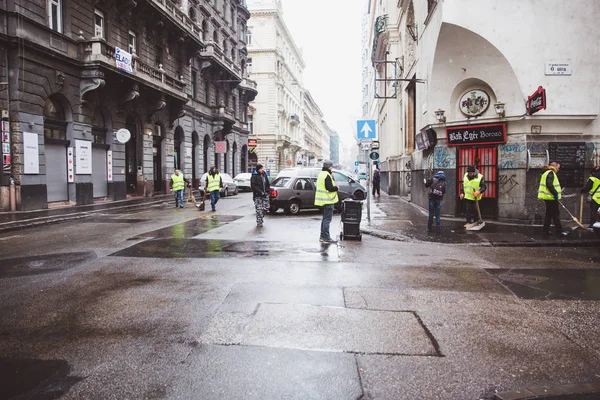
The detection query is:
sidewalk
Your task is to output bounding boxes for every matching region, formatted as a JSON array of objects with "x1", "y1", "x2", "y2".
[
  {"x1": 0, "y1": 193, "x2": 180, "y2": 233},
  {"x1": 361, "y1": 194, "x2": 600, "y2": 247}
]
